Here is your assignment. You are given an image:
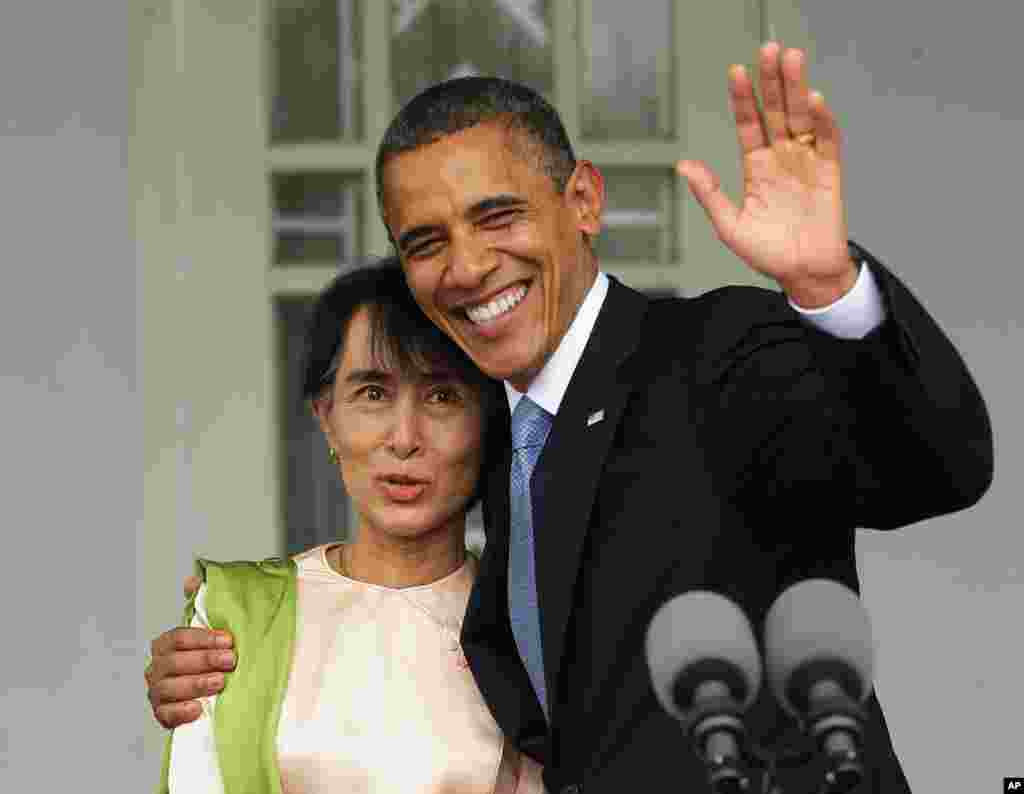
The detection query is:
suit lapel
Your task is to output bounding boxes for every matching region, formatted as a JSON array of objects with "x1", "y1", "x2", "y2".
[
  {"x1": 531, "y1": 278, "x2": 648, "y2": 718},
  {"x1": 462, "y1": 404, "x2": 511, "y2": 648}
]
